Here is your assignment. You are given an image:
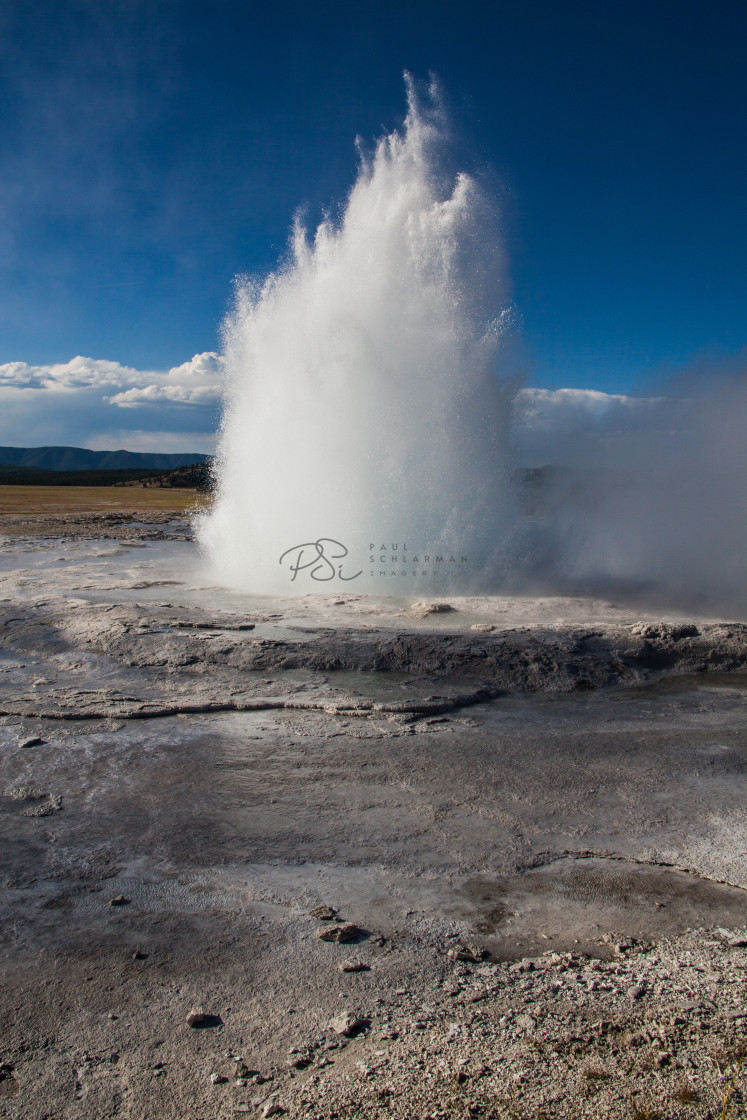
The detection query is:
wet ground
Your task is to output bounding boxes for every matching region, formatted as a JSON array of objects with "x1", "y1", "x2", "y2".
[{"x1": 1, "y1": 525, "x2": 746, "y2": 1118}]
